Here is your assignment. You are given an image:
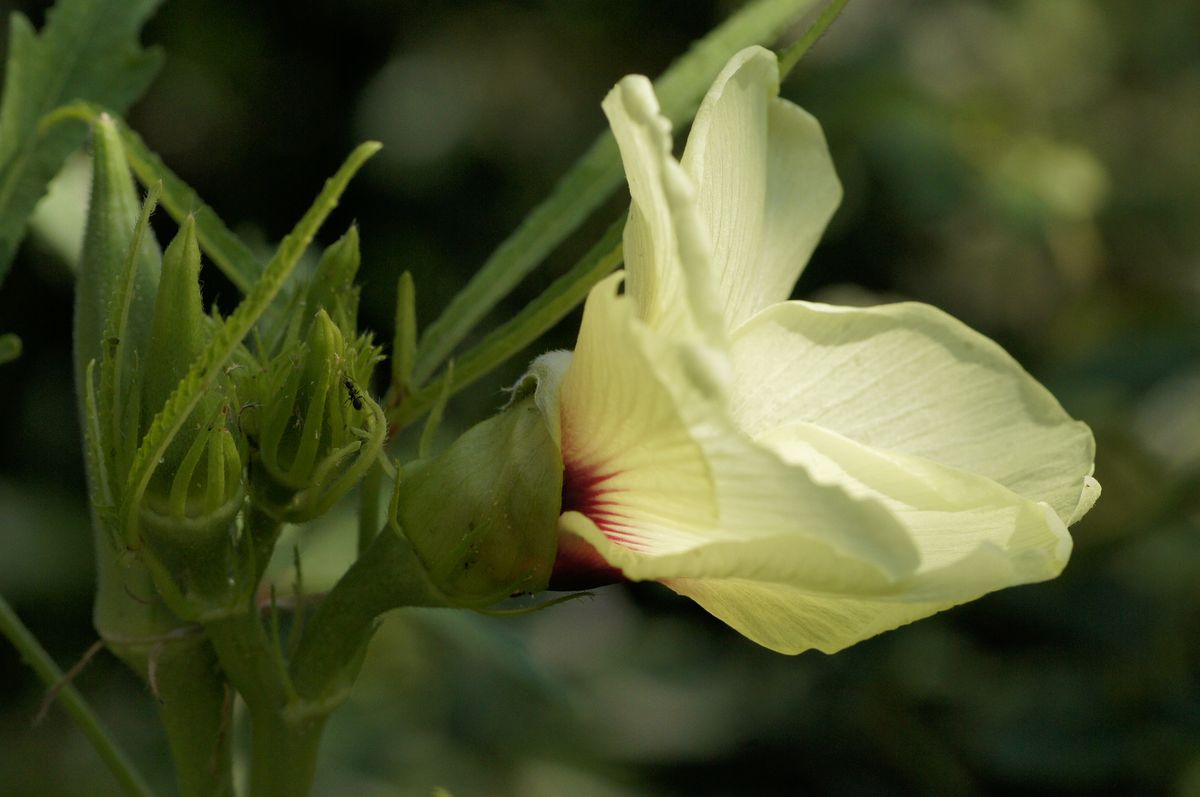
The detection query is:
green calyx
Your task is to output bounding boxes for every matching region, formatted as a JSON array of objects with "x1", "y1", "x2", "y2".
[
  {"x1": 244, "y1": 308, "x2": 384, "y2": 522},
  {"x1": 393, "y1": 393, "x2": 563, "y2": 607}
]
